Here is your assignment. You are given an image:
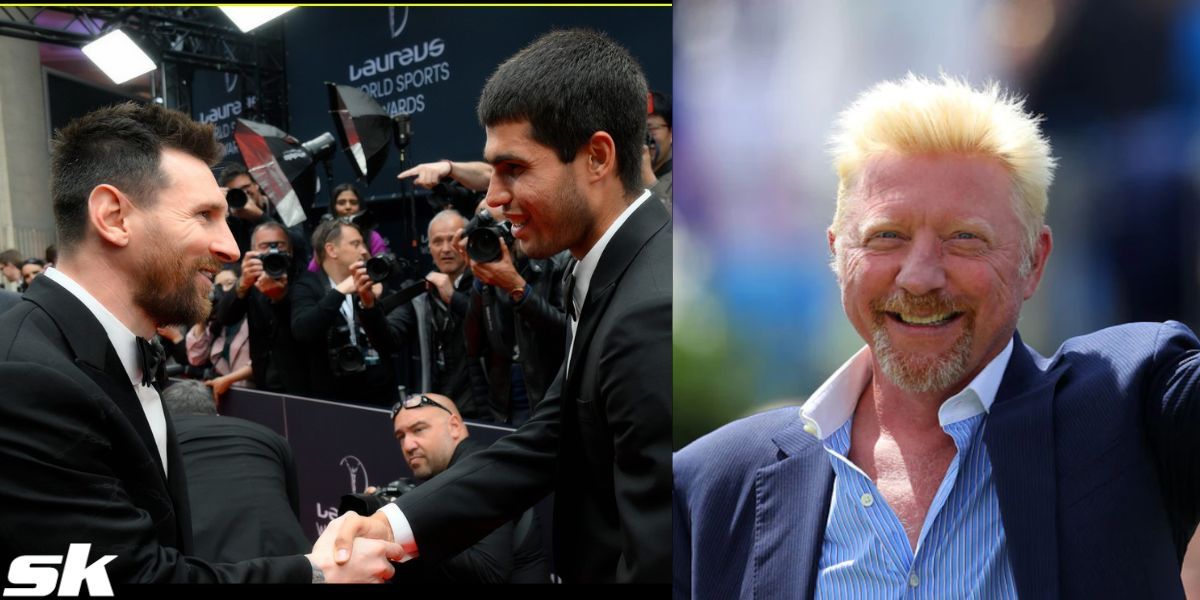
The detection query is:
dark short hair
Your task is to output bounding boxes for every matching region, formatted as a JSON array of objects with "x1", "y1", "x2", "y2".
[
  {"x1": 251, "y1": 219, "x2": 288, "y2": 243},
  {"x1": 311, "y1": 218, "x2": 359, "y2": 264},
  {"x1": 51, "y1": 101, "x2": 222, "y2": 252},
  {"x1": 477, "y1": 29, "x2": 649, "y2": 195},
  {"x1": 21, "y1": 258, "x2": 45, "y2": 268},
  {"x1": 217, "y1": 162, "x2": 253, "y2": 187},
  {"x1": 329, "y1": 183, "x2": 362, "y2": 215},
  {"x1": 162, "y1": 379, "x2": 218, "y2": 417},
  {"x1": 44, "y1": 245, "x2": 57, "y2": 264},
  {"x1": 0, "y1": 249, "x2": 21, "y2": 267},
  {"x1": 649, "y1": 90, "x2": 672, "y2": 129}
]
